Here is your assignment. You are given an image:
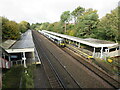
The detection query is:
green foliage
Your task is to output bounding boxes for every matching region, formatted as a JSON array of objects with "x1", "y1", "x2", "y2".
[
  {"x1": 2, "y1": 17, "x2": 20, "y2": 40},
  {"x1": 39, "y1": 22, "x2": 49, "y2": 30},
  {"x1": 22, "y1": 65, "x2": 35, "y2": 88},
  {"x1": 60, "y1": 11, "x2": 71, "y2": 23},
  {"x1": 68, "y1": 29, "x2": 76, "y2": 36},
  {"x1": 19, "y1": 21, "x2": 30, "y2": 33},
  {"x1": 31, "y1": 6, "x2": 119, "y2": 43},
  {"x1": 76, "y1": 9, "x2": 99, "y2": 38},
  {"x1": 2, "y1": 65, "x2": 24, "y2": 88},
  {"x1": 97, "y1": 7, "x2": 119, "y2": 42},
  {"x1": 1, "y1": 17, "x2": 31, "y2": 40},
  {"x1": 31, "y1": 23, "x2": 42, "y2": 30},
  {"x1": 31, "y1": 22, "x2": 49, "y2": 30},
  {"x1": 71, "y1": 6, "x2": 85, "y2": 24},
  {"x1": 3, "y1": 65, "x2": 35, "y2": 88},
  {"x1": 60, "y1": 11, "x2": 71, "y2": 33}
]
